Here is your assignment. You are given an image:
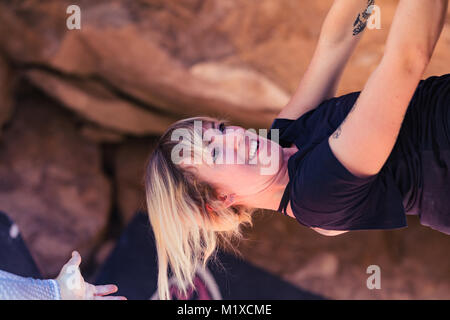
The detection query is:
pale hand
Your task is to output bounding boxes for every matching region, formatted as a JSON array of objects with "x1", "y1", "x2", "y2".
[{"x1": 55, "y1": 251, "x2": 127, "y2": 300}]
